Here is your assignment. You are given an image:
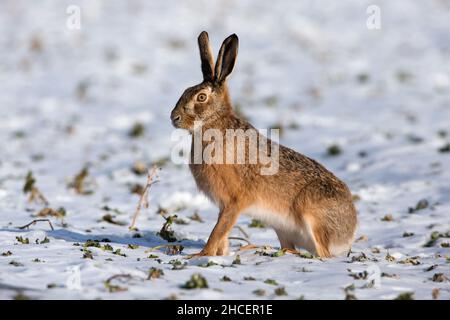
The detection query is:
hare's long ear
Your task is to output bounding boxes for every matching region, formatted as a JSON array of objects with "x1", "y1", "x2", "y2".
[
  {"x1": 198, "y1": 31, "x2": 215, "y2": 82},
  {"x1": 214, "y1": 34, "x2": 238, "y2": 84}
]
